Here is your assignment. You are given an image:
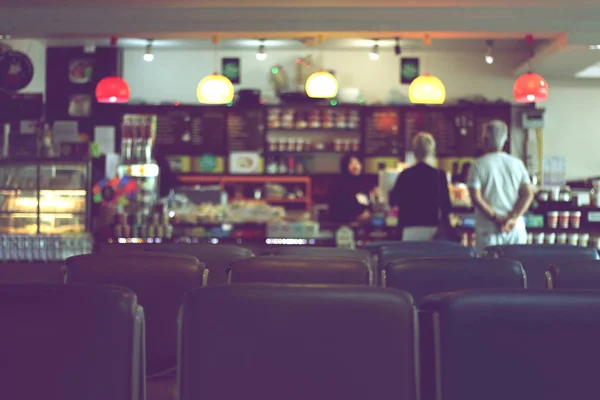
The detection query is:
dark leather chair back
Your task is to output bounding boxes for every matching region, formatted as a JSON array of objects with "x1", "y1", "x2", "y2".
[
  {"x1": 484, "y1": 244, "x2": 599, "y2": 289},
  {"x1": 101, "y1": 243, "x2": 254, "y2": 284},
  {"x1": 0, "y1": 284, "x2": 143, "y2": 400},
  {"x1": 384, "y1": 257, "x2": 526, "y2": 303},
  {"x1": 547, "y1": 259, "x2": 600, "y2": 289},
  {"x1": 65, "y1": 253, "x2": 205, "y2": 376},
  {"x1": 229, "y1": 255, "x2": 370, "y2": 285},
  {"x1": 420, "y1": 290, "x2": 600, "y2": 400},
  {"x1": 262, "y1": 246, "x2": 372, "y2": 267},
  {"x1": 178, "y1": 284, "x2": 417, "y2": 400},
  {"x1": 379, "y1": 241, "x2": 476, "y2": 270},
  {"x1": 0, "y1": 262, "x2": 65, "y2": 283}
]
